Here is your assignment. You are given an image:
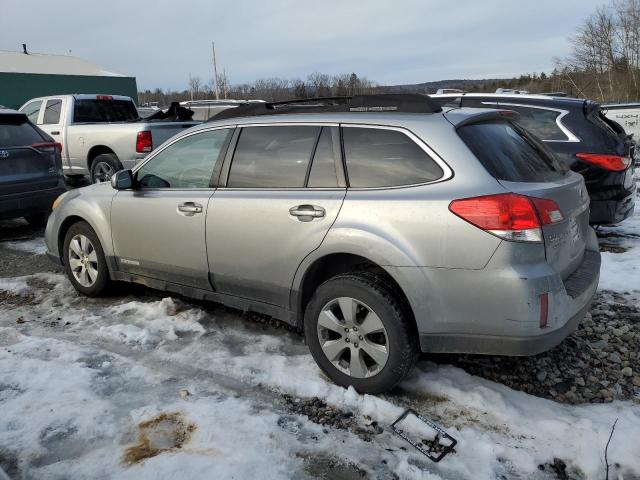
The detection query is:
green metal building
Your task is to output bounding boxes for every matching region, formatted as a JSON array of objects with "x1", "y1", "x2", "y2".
[{"x1": 0, "y1": 49, "x2": 138, "y2": 109}]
